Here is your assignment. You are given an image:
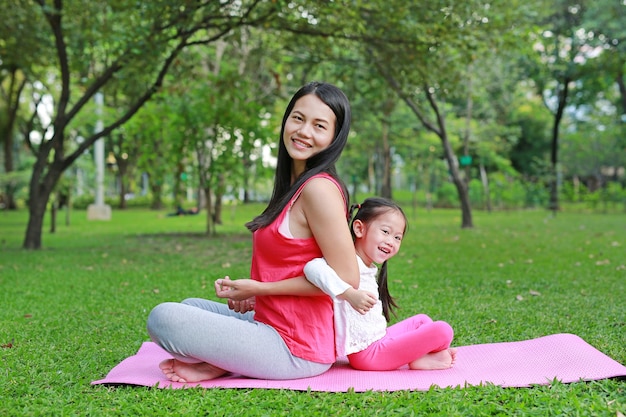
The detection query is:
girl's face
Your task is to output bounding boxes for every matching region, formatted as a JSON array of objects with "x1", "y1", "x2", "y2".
[
  {"x1": 283, "y1": 94, "x2": 336, "y2": 176},
  {"x1": 353, "y1": 210, "x2": 405, "y2": 267}
]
